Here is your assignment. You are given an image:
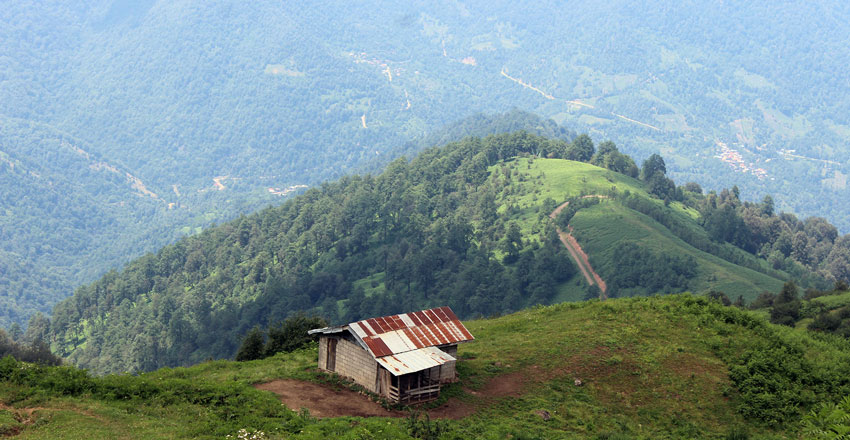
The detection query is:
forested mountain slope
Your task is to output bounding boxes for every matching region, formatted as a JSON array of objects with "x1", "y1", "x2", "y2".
[
  {"x1": 0, "y1": 115, "x2": 269, "y2": 329},
  {"x1": 0, "y1": 116, "x2": 178, "y2": 328},
  {"x1": 4, "y1": 1, "x2": 850, "y2": 329},
  {"x1": 31, "y1": 133, "x2": 847, "y2": 375}
]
